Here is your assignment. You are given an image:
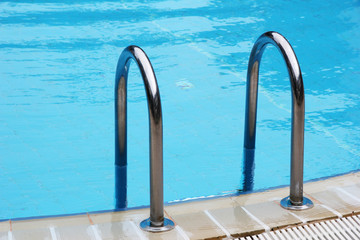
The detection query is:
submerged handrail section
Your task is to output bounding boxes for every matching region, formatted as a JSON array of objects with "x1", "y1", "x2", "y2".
[
  {"x1": 244, "y1": 31, "x2": 313, "y2": 210},
  {"x1": 115, "y1": 45, "x2": 174, "y2": 231}
]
